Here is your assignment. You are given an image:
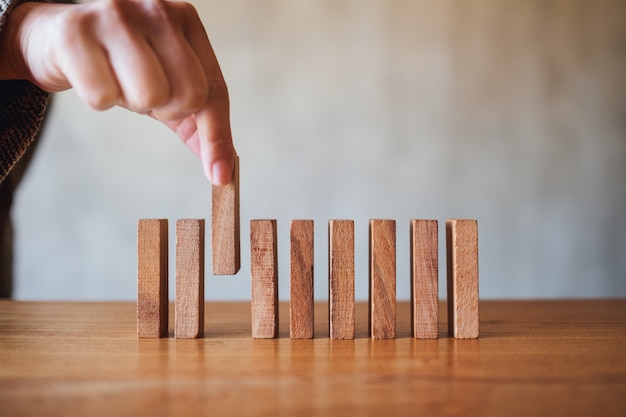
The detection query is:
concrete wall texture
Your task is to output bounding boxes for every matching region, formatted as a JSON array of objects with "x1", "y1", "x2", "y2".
[{"x1": 12, "y1": 0, "x2": 626, "y2": 300}]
